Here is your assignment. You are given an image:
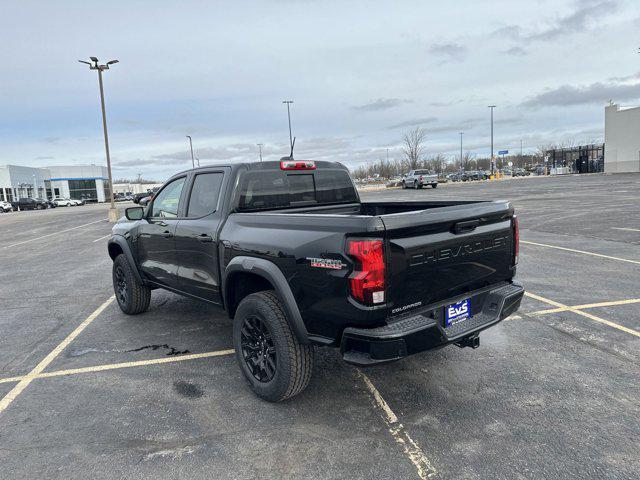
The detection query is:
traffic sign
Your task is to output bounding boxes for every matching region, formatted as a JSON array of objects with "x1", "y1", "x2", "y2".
[{"x1": 498, "y1": 150, "x2": 508, "y2": 155}]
